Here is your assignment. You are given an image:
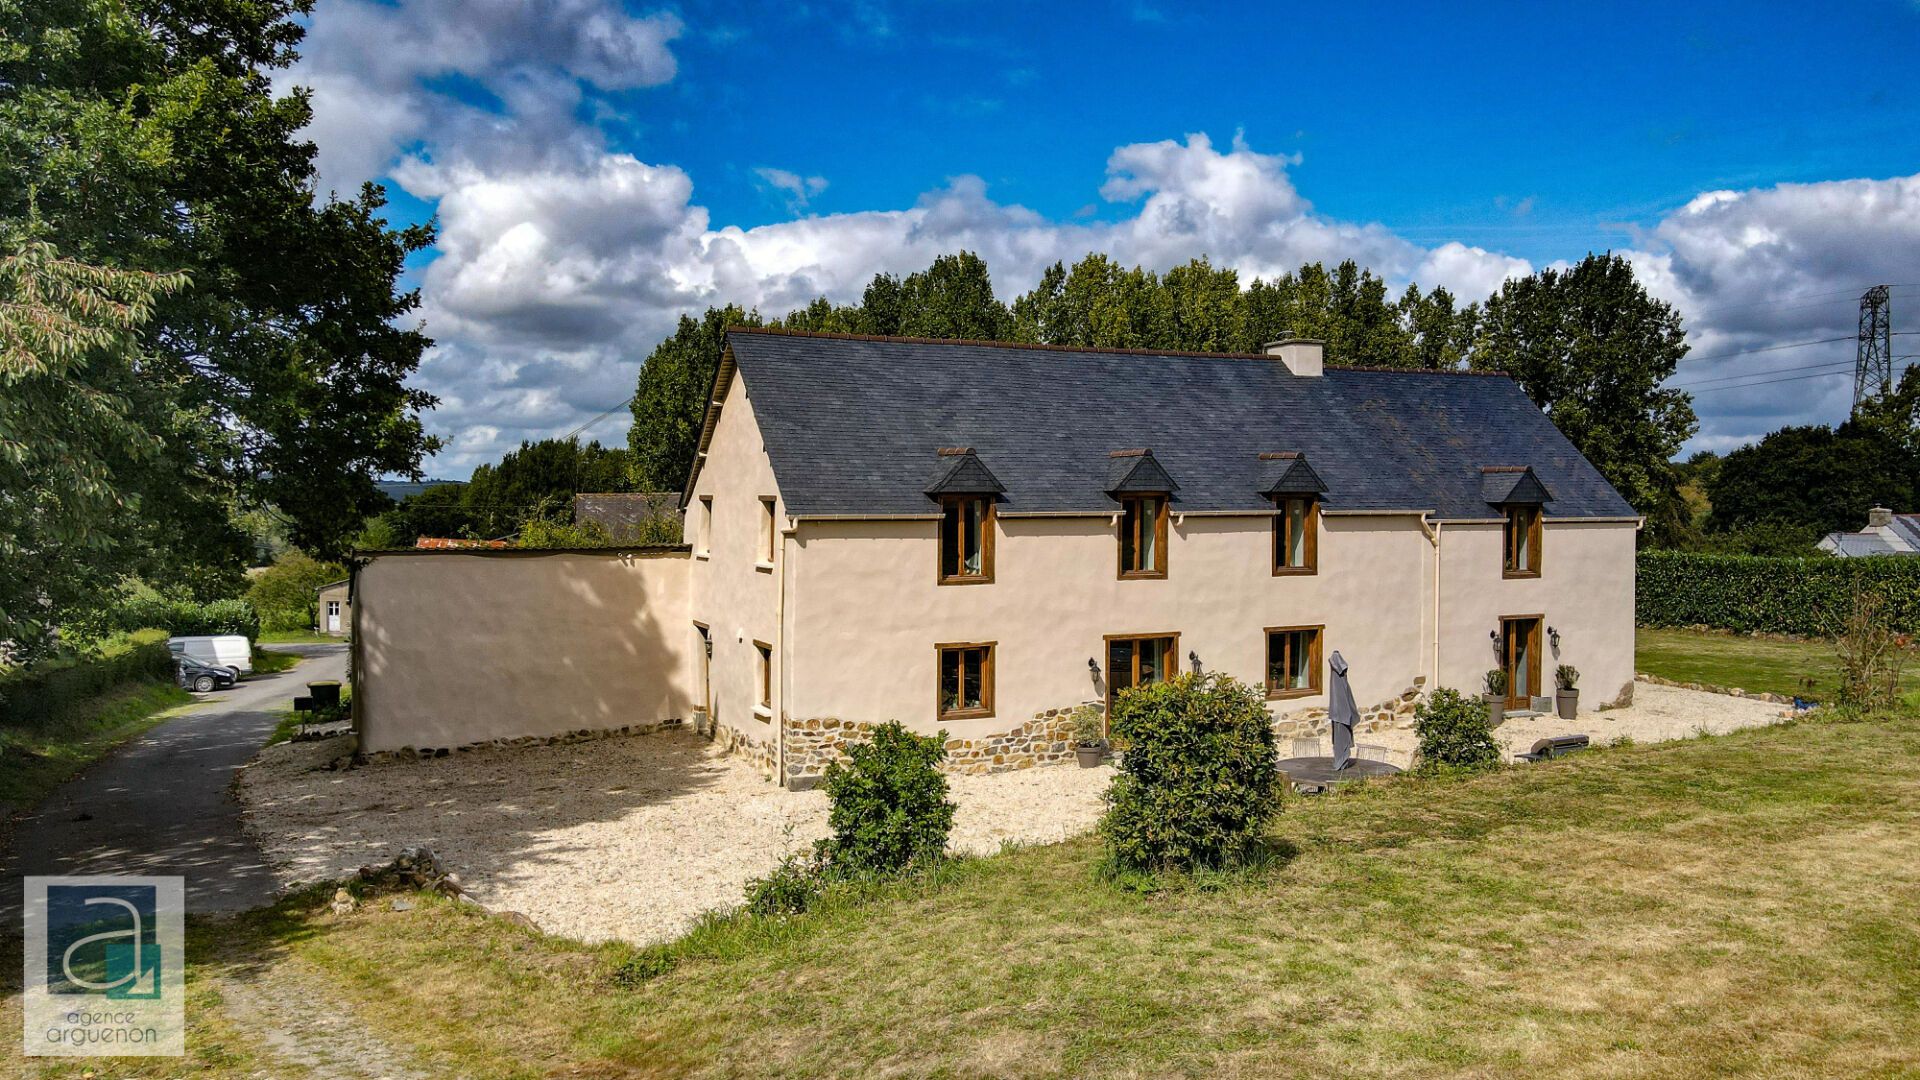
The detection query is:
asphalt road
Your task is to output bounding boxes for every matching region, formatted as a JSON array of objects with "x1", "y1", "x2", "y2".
[{"x1": 1, "y1": 643, "x2": 348, "y2": 922}]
